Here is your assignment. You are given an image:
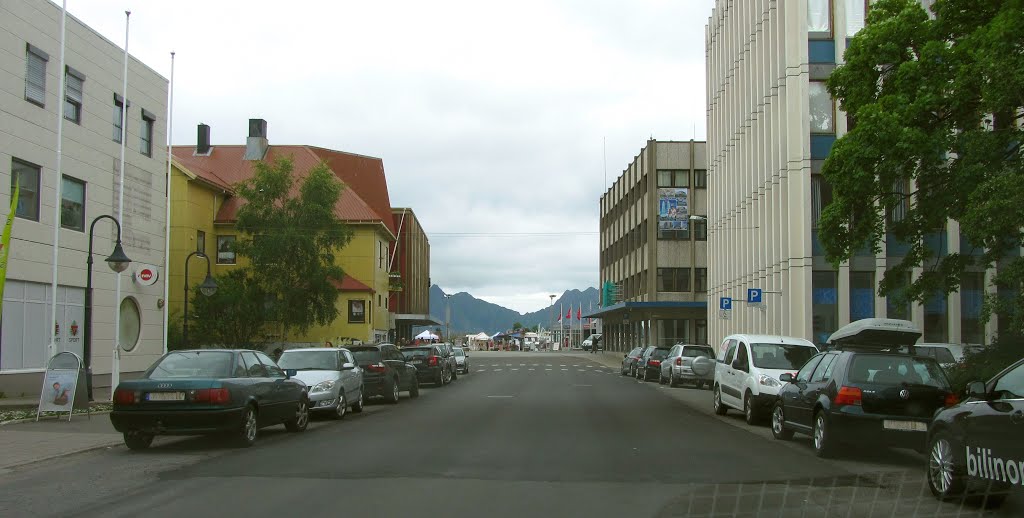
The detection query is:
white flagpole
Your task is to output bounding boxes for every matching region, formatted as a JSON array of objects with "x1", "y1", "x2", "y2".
[
  {"x1": 46, "y1": 0, "x2": 68, "y2": 362},
  {"x1": 559, "y1": 302, "x2": 563, "y2": 350},
  {"x1": 111, "y1": 10, "x2": 131, "y2": 401},
  {"x1": 162, "y1": 51, "x2": 175, "y2": 355}
]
